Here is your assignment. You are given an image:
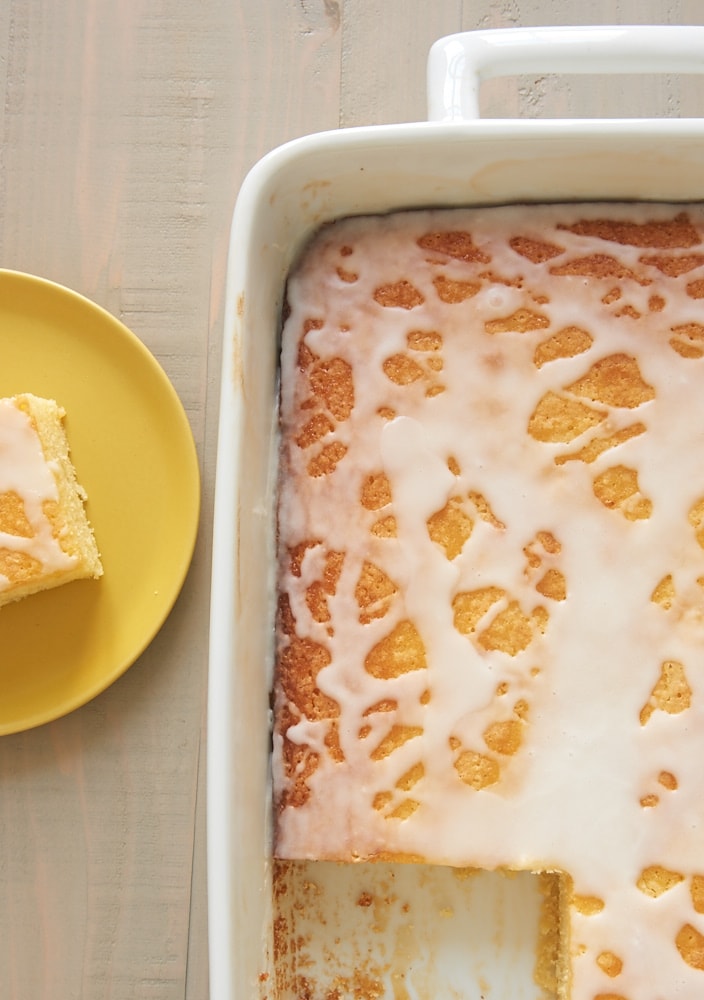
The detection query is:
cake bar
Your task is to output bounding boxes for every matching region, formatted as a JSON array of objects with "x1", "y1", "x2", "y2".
[
  {"x1": 0, "y1": 393, "x2": 102, "y2": 607},
  {"x1": 274, "y1": 203, "x2": 704, "y2": 999}
]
